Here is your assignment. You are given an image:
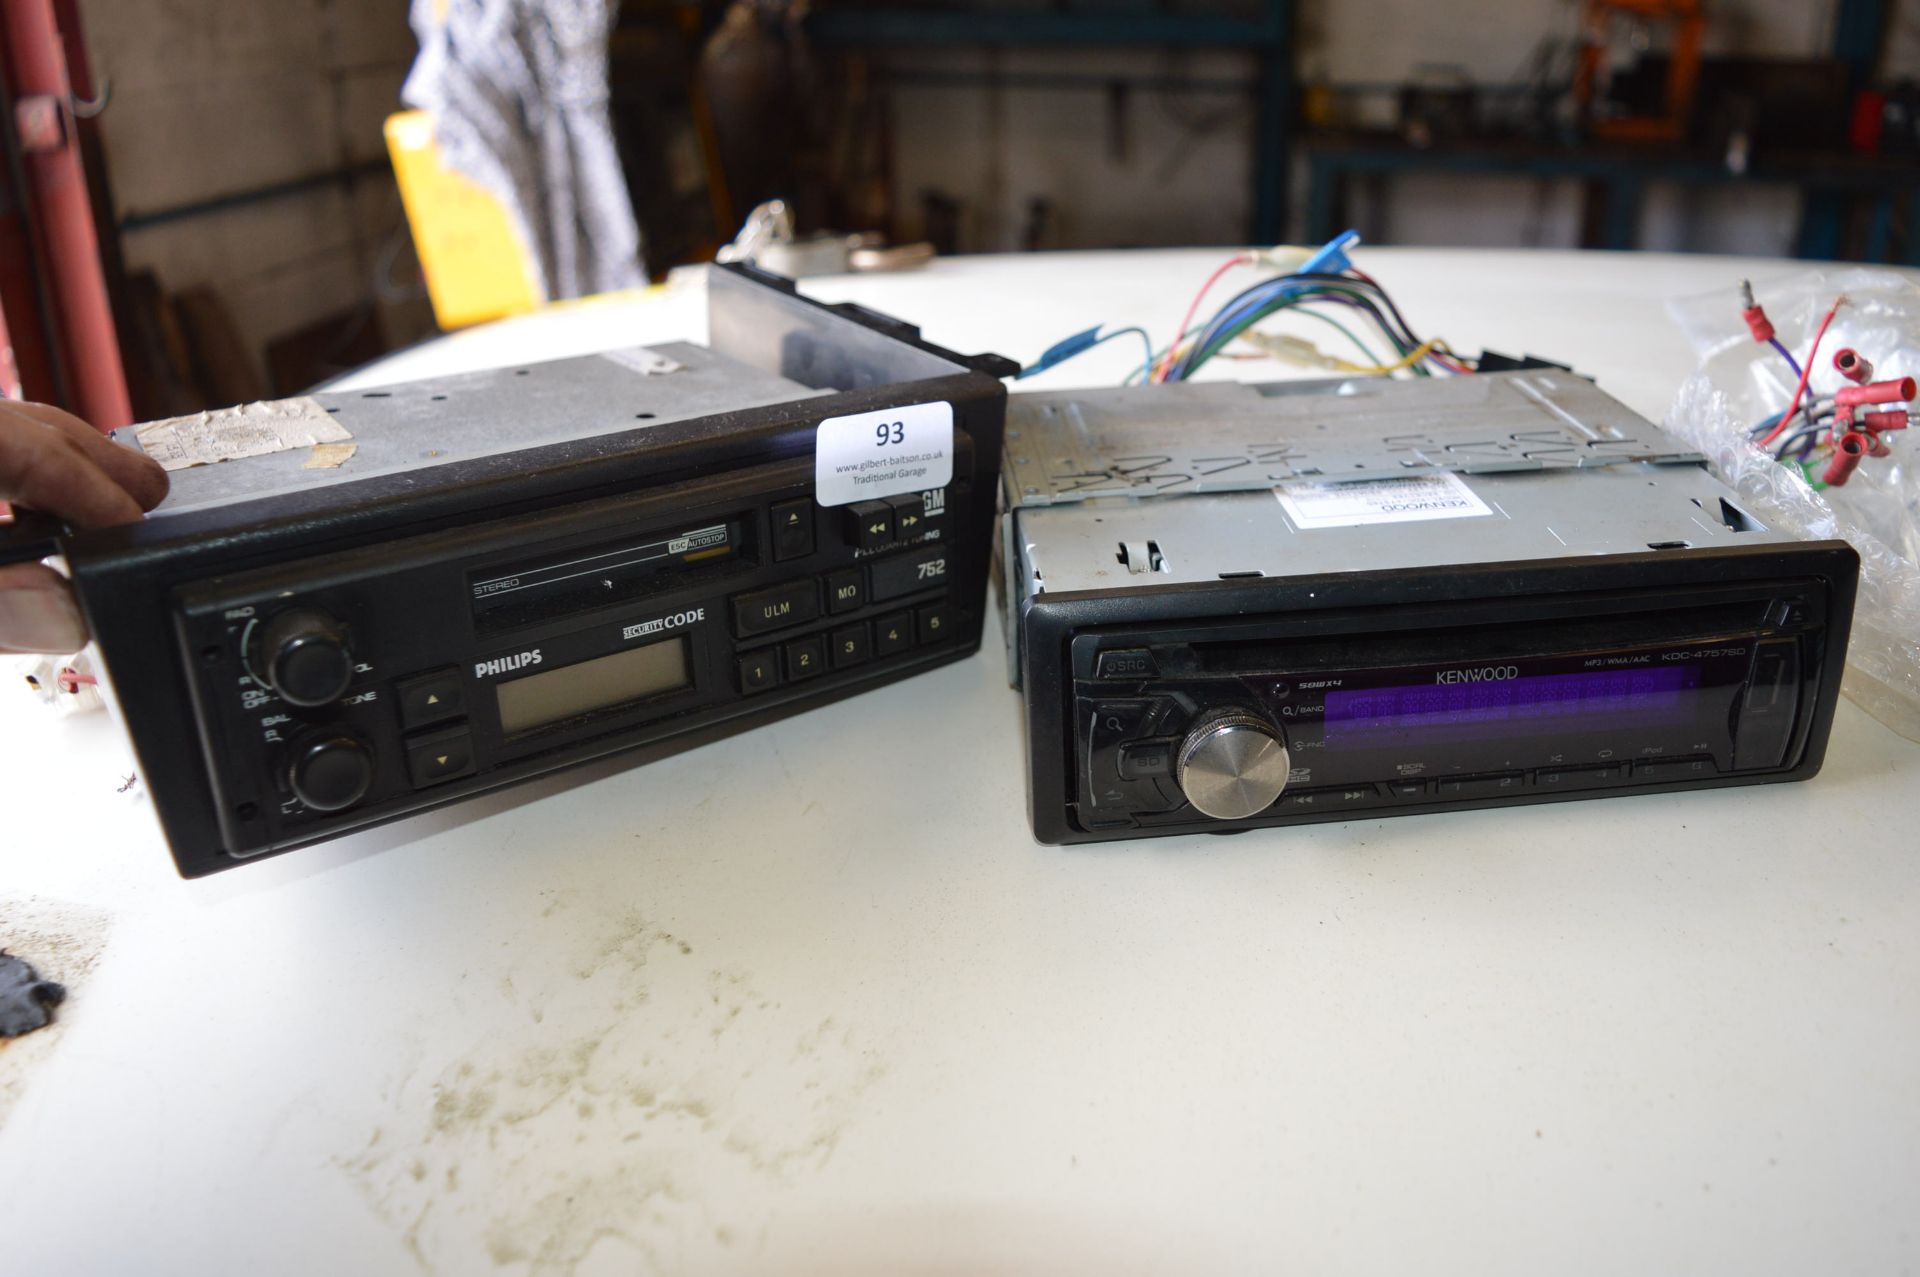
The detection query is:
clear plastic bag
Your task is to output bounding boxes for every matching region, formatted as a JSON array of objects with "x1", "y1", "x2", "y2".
[{"x1": 1665, "y1": 268, "x2": 1920, "y2": 743}]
